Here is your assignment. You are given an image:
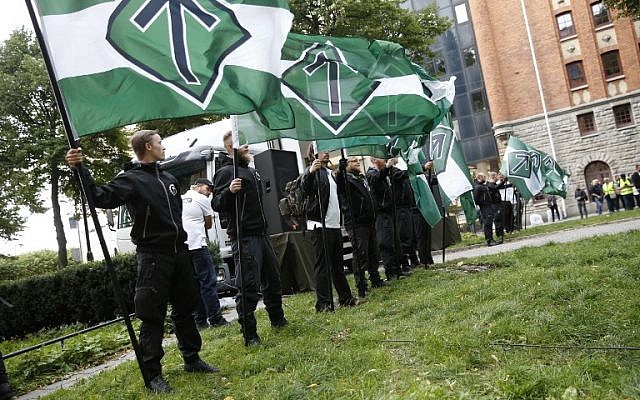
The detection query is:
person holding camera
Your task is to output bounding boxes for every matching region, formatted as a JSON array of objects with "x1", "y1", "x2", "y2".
[{"x1": 212, "y1": 132, "x2": 287, "y2": 345}]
